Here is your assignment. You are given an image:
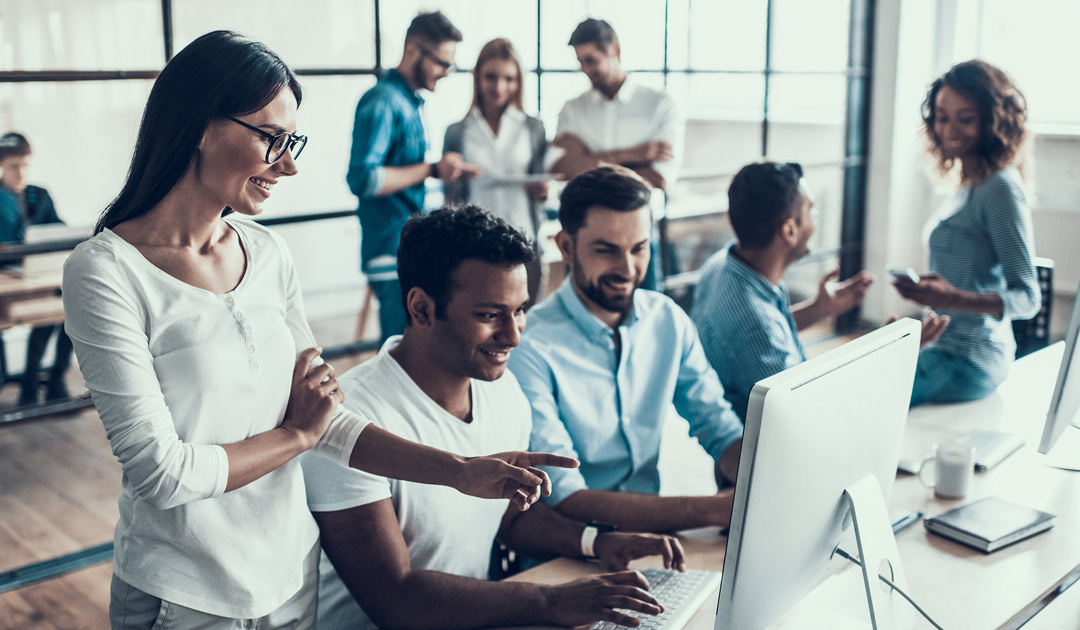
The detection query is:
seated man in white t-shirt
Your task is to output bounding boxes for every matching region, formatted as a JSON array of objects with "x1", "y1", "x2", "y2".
[{"x1": 302, "y1": 205, "x2": 682, "y2": 630}]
